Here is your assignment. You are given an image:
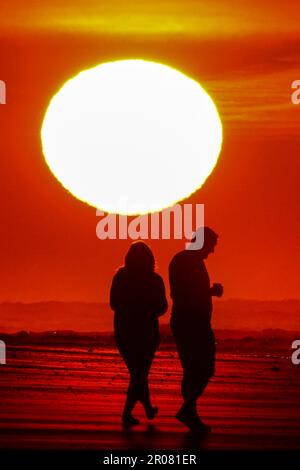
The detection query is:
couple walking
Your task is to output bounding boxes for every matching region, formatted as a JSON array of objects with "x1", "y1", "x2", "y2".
[{"x1": 109, "y1": 227, "x2": 223, "y2": 432}]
